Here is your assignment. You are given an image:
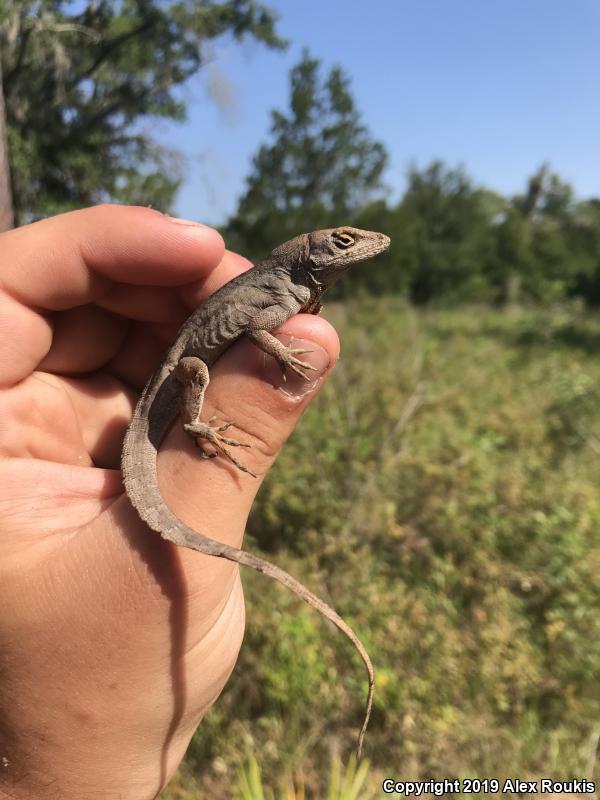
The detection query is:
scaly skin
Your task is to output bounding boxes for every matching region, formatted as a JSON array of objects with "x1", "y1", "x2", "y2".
[{"x1": 121, "y1": 227, "x2": 390, "y2": 757}]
